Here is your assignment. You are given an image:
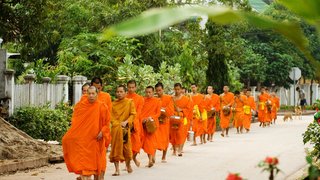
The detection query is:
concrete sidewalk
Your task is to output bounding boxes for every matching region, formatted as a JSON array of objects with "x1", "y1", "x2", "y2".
[{"x1": 1, "y1": 115, "x2": 313, "y2": 180}]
